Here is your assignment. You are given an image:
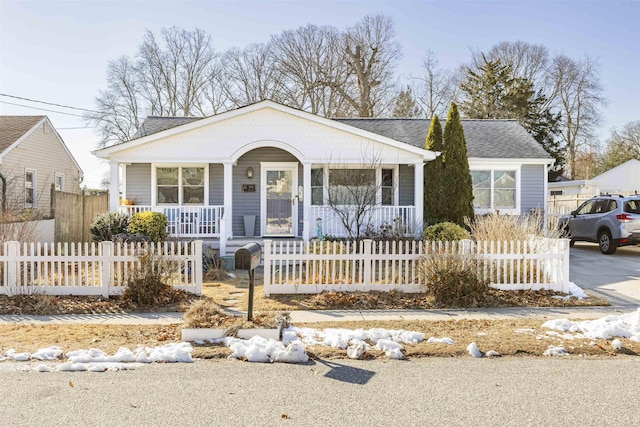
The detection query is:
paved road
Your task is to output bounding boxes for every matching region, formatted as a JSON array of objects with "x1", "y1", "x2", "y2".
[
  {"x1": 570, "y1": 242, "x2": 640, "y2": 305},
  {"x1": 2, "y1": 358, "x2": 639, "y2": 426}
]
